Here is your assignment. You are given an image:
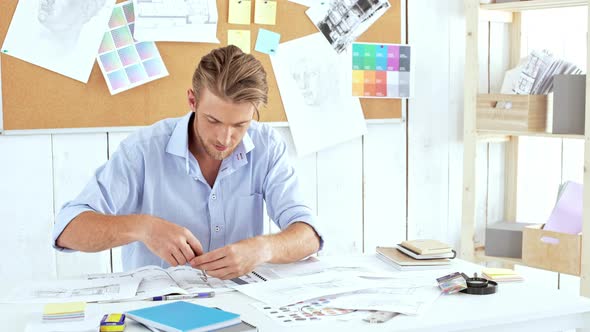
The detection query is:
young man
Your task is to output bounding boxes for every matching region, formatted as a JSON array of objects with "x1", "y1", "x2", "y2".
[{"x1": 53, "y1": 45, "x2": 322, "y2": 280}]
